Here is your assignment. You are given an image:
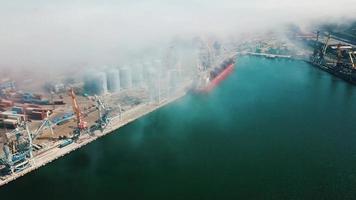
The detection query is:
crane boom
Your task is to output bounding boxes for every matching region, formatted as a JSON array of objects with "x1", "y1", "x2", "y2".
[
  {"x1": 349, "y1": 51, "x2": 356, "y2": 69},
  {"x1": 322, "y1": 34, "x2": 331, "y2": 56},
  {"x1": 68, "y1": 88, "x2": 87, "y2": 130}
]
